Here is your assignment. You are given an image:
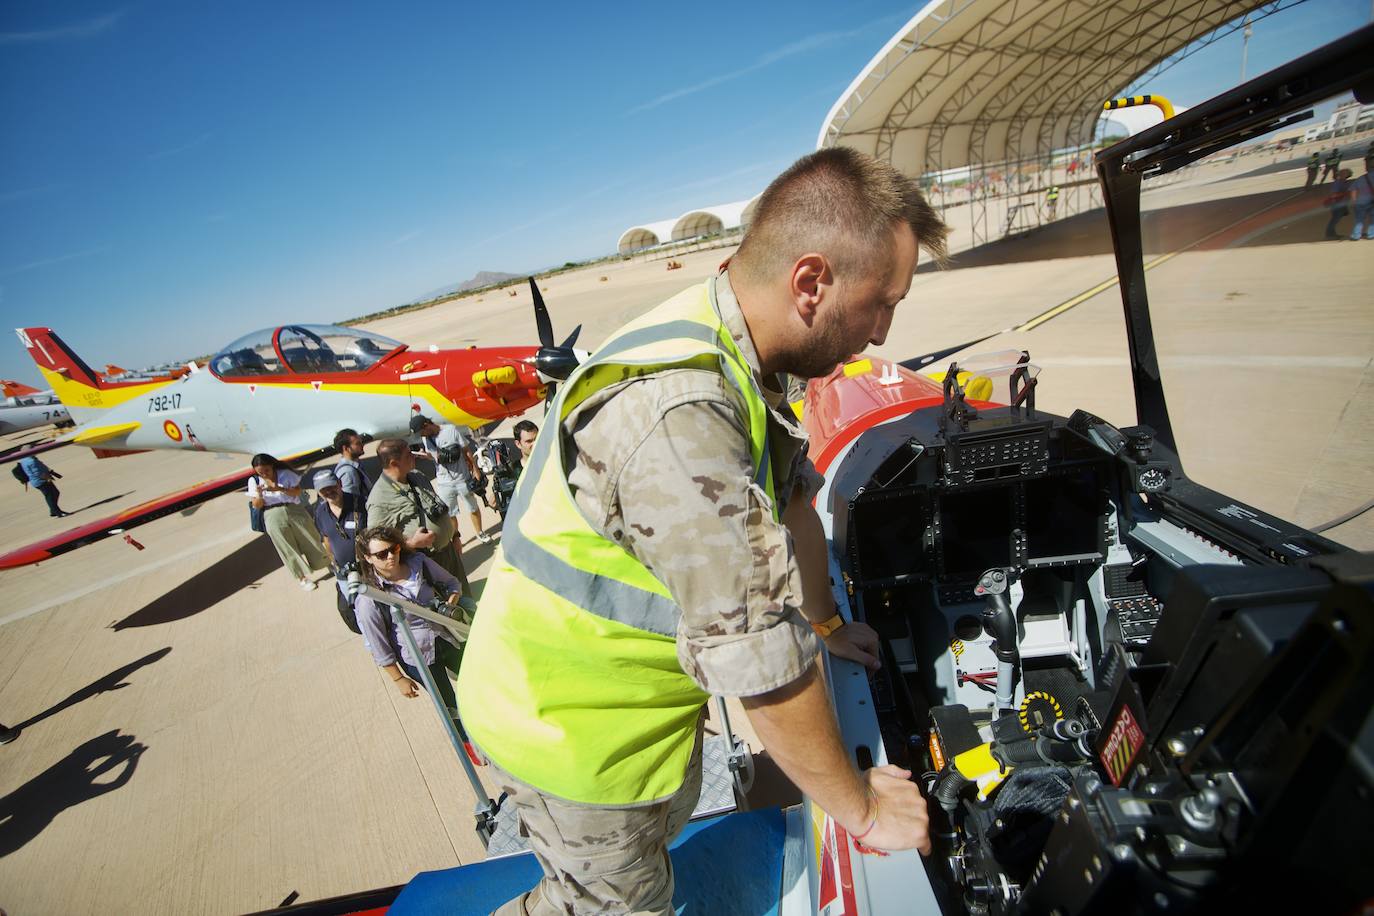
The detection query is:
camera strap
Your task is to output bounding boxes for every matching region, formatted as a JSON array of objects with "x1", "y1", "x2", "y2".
[{"x1": 405, "y1": 476, "x2": 433, "y2": 530}]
